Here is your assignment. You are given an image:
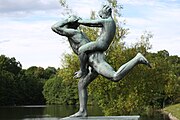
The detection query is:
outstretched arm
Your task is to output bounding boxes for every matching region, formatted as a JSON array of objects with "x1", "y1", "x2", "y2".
[{"x1": 78, "y1": 19, "x2": 103, "y2": 27}]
